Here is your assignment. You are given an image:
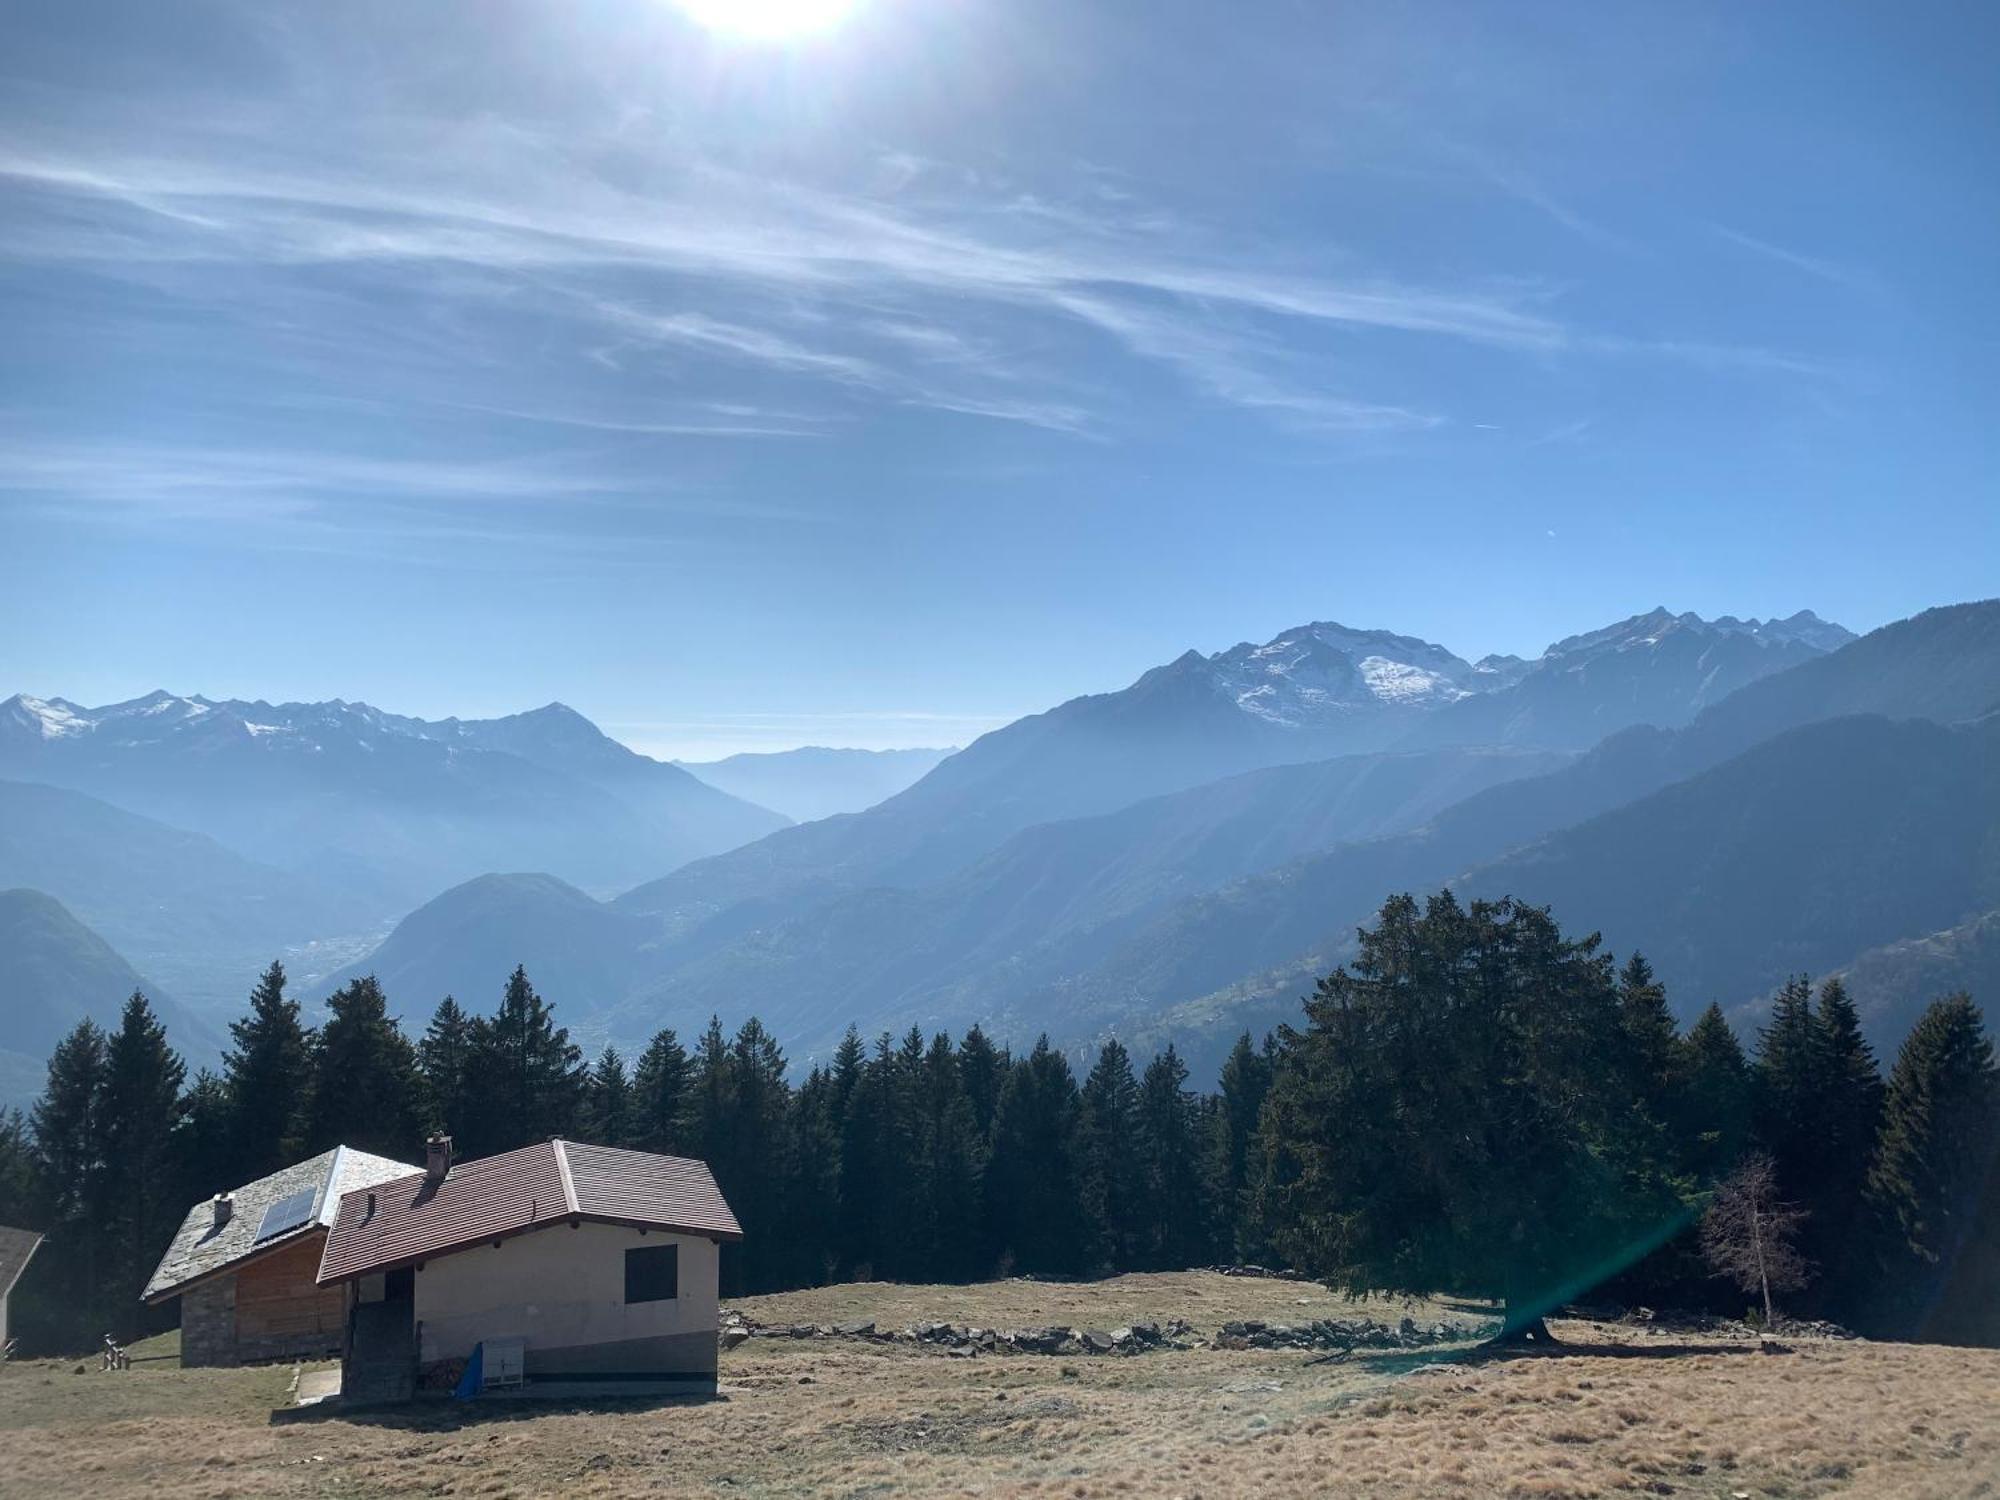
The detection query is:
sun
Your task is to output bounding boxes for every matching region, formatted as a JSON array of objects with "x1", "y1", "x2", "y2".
[{"x1": 673, "y1": 0, "x2": 858, "y2": 41}]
